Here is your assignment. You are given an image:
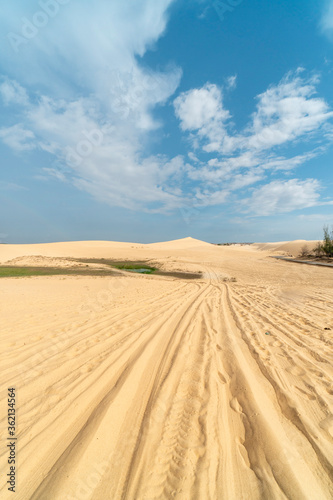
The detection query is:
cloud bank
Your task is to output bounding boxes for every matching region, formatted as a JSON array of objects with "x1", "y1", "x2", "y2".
[{"x1": 0, "y1": 1, "x2": 332, "y2": 217}]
